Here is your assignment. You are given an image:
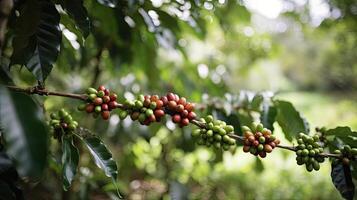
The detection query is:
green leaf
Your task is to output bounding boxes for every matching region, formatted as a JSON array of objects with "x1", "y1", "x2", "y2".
[
  {"x1": 0, "y1": 86, "x2": 48, "y2": 179},
  {"x1": 331, "y1": 163, "x2": 355, "y2": 200},
  {"x1": 274, "y1": 100, "x2": 309, "y2": 141},
  {"x1": 325, "y1": 127, "x2": 357, "y2": 147},
  {"x1": 75, "y1": 130, "x2": 122, "y2": 197},
  {"x1": 250, "y1": 94, "x2": 263, "y2": 111},
  {"x1": 10, "y1": 0, "x2": 61, "y2": 82},
  {"x1": 62, "y1": 0, "x2": 91, "y2": 38},
  {"x1": 96, "y1": 0, "x2": 117, "y2": 8},
  {"x1": 62, "y1": 136, "x2": 79, "y2": 191},
  {"x1": 260, "y1": 104, "x2": 277, "y2": 131}
]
